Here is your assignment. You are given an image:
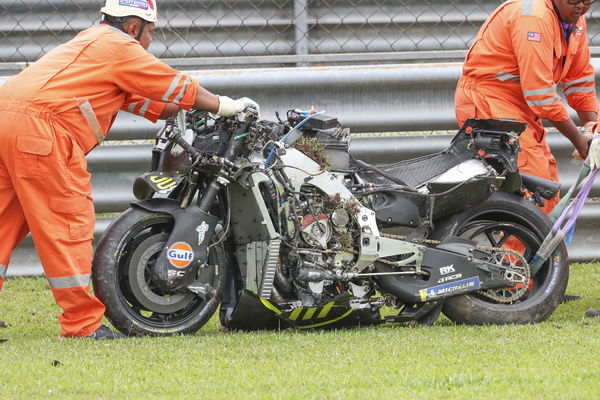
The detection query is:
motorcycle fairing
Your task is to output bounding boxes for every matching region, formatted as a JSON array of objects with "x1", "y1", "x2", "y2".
[
  {"x1": 133, "y1": 171, "x2": 185, "y2": 200},
  {"x1": 223, "y1": 290, "x2": 383, "y2": 330},
  {"x1": 132, "y1": 198, "x2": 218, "y2": 290}
]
